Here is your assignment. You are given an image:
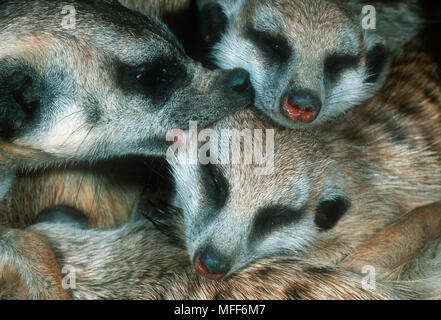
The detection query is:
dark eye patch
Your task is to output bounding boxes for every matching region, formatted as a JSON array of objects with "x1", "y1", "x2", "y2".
[
  {"x1": 245, "y1": 26, "x2": 291, "y2": 62},
  {"x1": 314, "y1": 196, "x2": 350, "y2": 230},
  {"x1": 365, "y1": 44, "x2": 388, "y2": 83},
  {"x1": 252, "y1": 206, "x2": 305, "y2": 239},
  {"x1": 200, "y1": 164, "x2": 229, "y2": 209},
  {"x1": 0, "y1": 67, "x2": 45, "y2": 140},
  {"x1": 324, "y1": 54, "x2": 360, "y2": 83},
  {"x1": 135, "y1": 60, "x2": 185, "y2": 95},
  {"x1": 118, "y1": 58, "x2": 186, "y2": 104},
  {"x1": 200, "y1": 2, "x2": 228, "y2": 45}
]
